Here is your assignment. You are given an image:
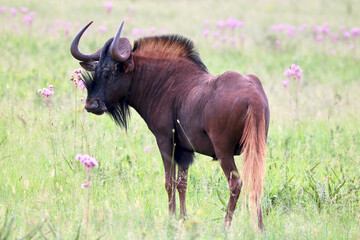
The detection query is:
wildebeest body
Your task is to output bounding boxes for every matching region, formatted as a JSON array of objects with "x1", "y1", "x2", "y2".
[
  {"x1": 71, "y1": 21, "x2": 269, "y2": 230},
  {"x1": 130, "y1": 56, "x2": 269, "y2": 165}
]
